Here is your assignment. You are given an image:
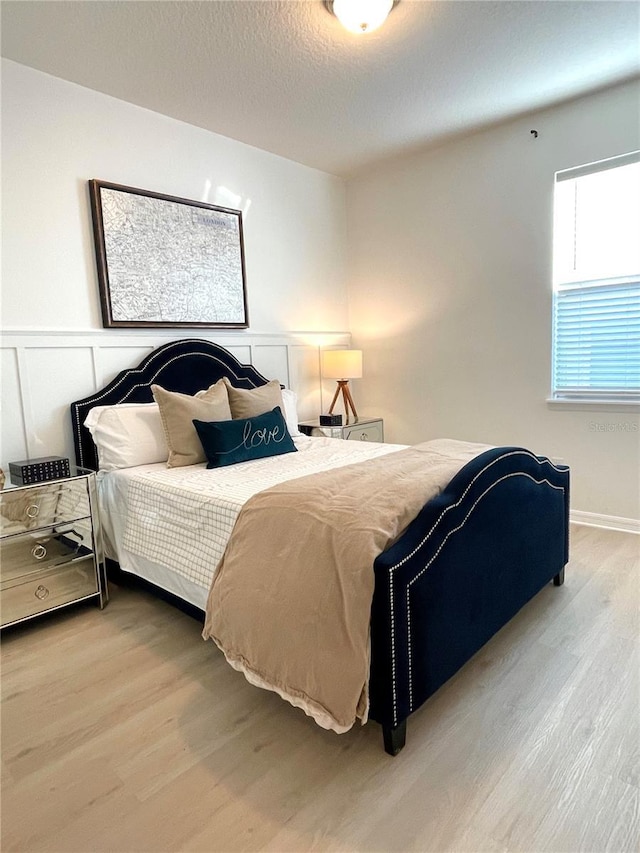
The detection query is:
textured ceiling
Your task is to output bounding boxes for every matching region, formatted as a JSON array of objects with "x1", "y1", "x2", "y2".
[{"x1": 2, "y1": 0, "x2": 638, "y2": 176}]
